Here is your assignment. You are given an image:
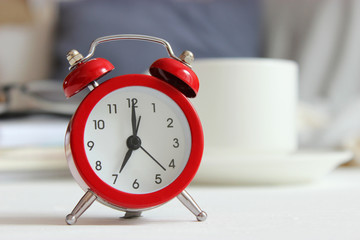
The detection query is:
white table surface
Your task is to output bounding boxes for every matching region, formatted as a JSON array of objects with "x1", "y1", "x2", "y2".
[{"x1": 1, "y1": 167, "x2": 360, "y2": 240}]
